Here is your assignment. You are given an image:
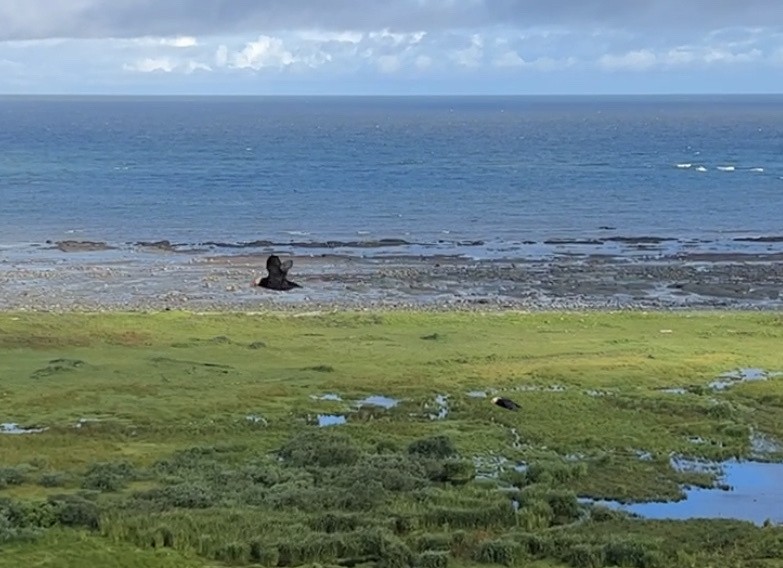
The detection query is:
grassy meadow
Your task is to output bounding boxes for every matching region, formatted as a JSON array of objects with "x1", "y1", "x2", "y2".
[{"x1": 1, "y1": 309, "x2": 783, "y2": 567}]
